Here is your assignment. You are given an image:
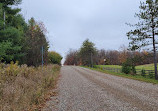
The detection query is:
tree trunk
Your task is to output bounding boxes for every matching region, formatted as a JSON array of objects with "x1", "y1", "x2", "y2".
[
  {"x1": 153, "y1": 40, "x2": 158, "y2": 80},
  {"x1": 153, "y1": 43, "x2": 158, "y2": 80},
  {"x1": 91, "y1": 52, "x2": 93, "y2": 68},
  {"x1": 152, "y1": 17, "x2": 158, "y2": 80},
  {"x1": 3, "y1": 10, "x2": 5, "y2": 29}
]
